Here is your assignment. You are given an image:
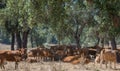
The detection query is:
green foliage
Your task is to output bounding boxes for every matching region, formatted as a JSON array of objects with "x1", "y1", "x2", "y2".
[
  {"x1": 90, "y1": 0, "x2": 120, "y2": 38},
  {"x1": 0, "y1": 0, "x2": 120, "y2": 46}
]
